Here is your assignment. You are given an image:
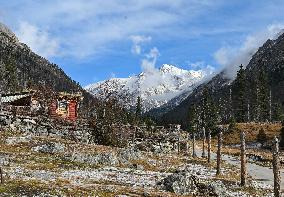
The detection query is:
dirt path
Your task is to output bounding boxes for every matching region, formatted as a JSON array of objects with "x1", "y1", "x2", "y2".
[{"x1": 195, "y1": 148, "x2": 284, "y2": 189}]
